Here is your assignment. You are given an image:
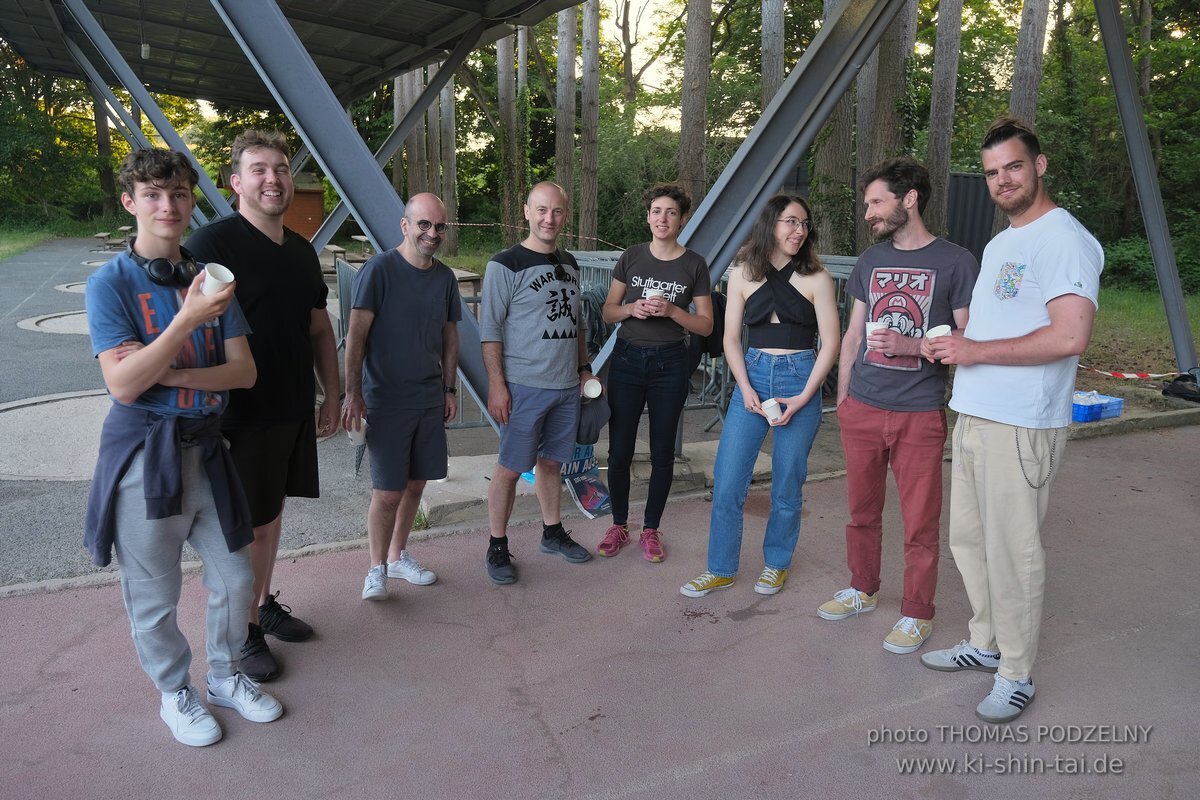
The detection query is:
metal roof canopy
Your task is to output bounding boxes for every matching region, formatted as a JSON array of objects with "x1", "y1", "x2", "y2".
[{"x1": 2, "y1": 0, "x2": 578, "y2": 108}]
